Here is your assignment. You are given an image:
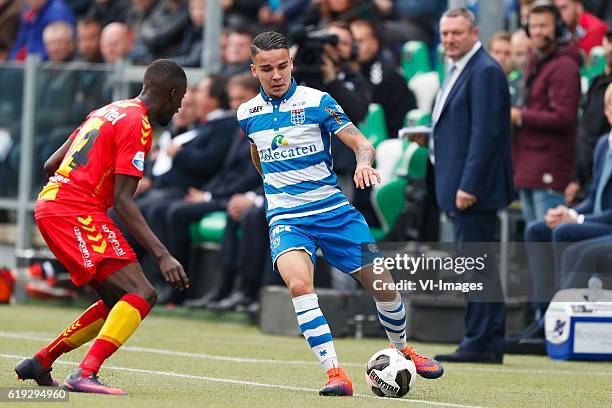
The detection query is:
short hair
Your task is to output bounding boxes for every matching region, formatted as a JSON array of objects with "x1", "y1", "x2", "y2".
[
  {"x1": 227, "y1": 72, "x2": 260, "y2": 95},
  {"x1": 488, "y1": 31, "x2": 512, "y2": 49},
  {"x1": 529, "y1": 0, "x2": 561, "y2": 19},
  {"x1": 441, "y1": 7, "x2": 478, "y2": 28},
  {"x1": 208, "y1": 74, "x2": 230, "y2": 110},
  {"x1": 350, "y1": 19, "x2": 381, "y2": 43},
  {"x1": 605, "y1": 82, "x2": 612, "y2": 105},
  {"x1": 251, "y1": 31, "x2": 288, "y2": 58},
  {"x1": 143, "y1": 59, "x2": 187, "y2": 92},
  {"x1": 77, "y1": 17, "x2": 101, "y2": 29}
]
